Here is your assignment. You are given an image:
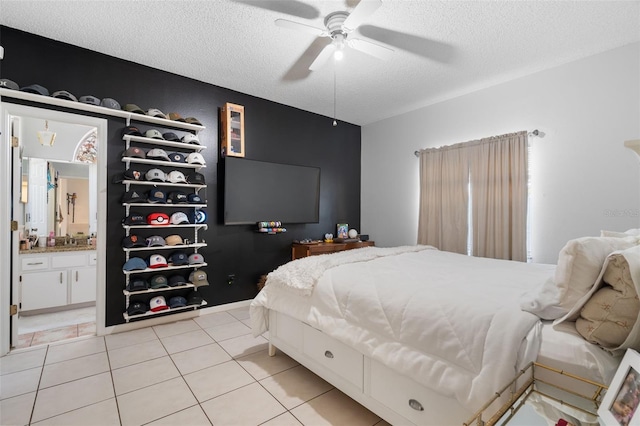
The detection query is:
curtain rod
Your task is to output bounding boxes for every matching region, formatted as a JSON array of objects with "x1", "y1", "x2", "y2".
[{"x1": 413, "y1": 129, "x2": 540, "y2": 157}]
